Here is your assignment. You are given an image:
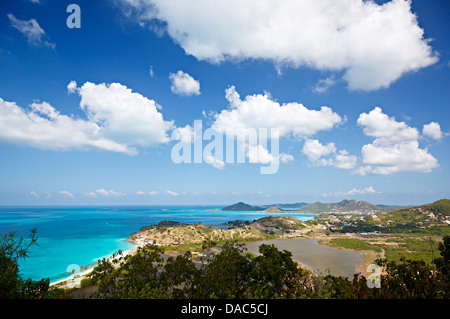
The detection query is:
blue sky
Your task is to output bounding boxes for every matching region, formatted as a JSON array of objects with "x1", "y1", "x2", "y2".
[{"x1": 0, "y1": 0, "x2": 449, "y2": 206}]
